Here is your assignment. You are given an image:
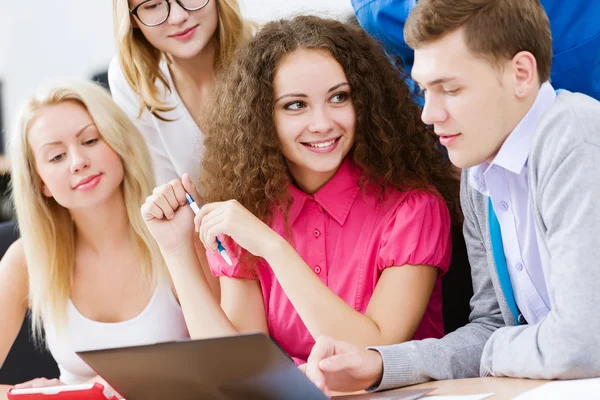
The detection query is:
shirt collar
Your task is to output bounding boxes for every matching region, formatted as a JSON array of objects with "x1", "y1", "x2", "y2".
[
  {"x1": 492, "y1": 82, "x2": 556, "y2": 174},
  {"x1": 469, "y1": 82, "x2": 556, "y2": 192},
  {"x1": 468, "y1": 162, "x2": 490, "y2": 195},
  {"x1": 288, "y1": 157, "x2": 362, "y2": 226}
]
